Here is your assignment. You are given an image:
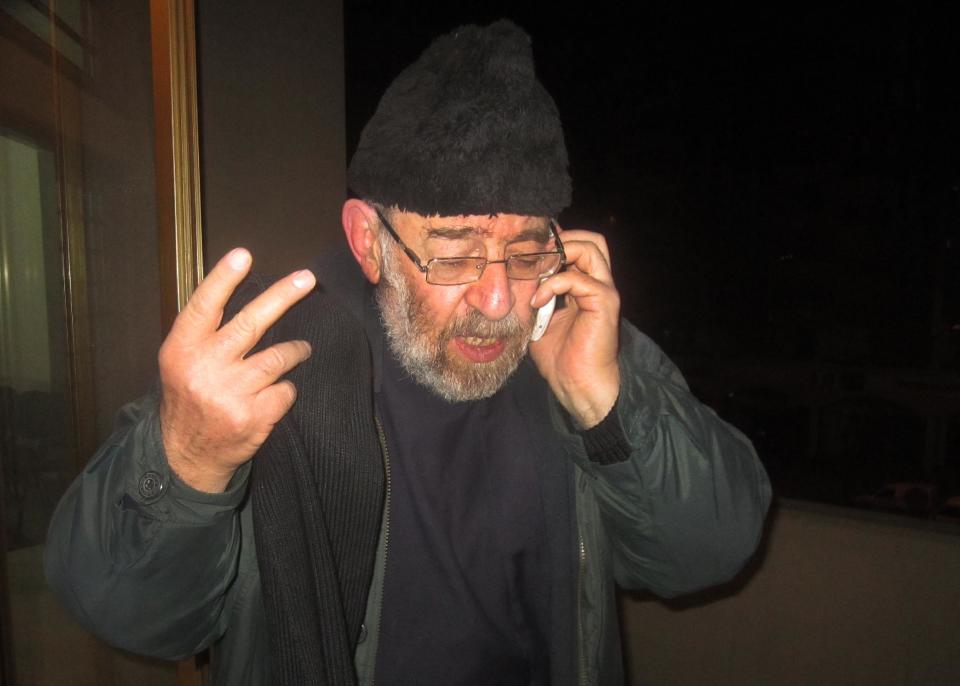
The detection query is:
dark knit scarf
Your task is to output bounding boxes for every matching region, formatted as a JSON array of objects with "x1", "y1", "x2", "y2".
[{"x1": 233, "y1": 277, "x2": 384, "y2": 685}]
